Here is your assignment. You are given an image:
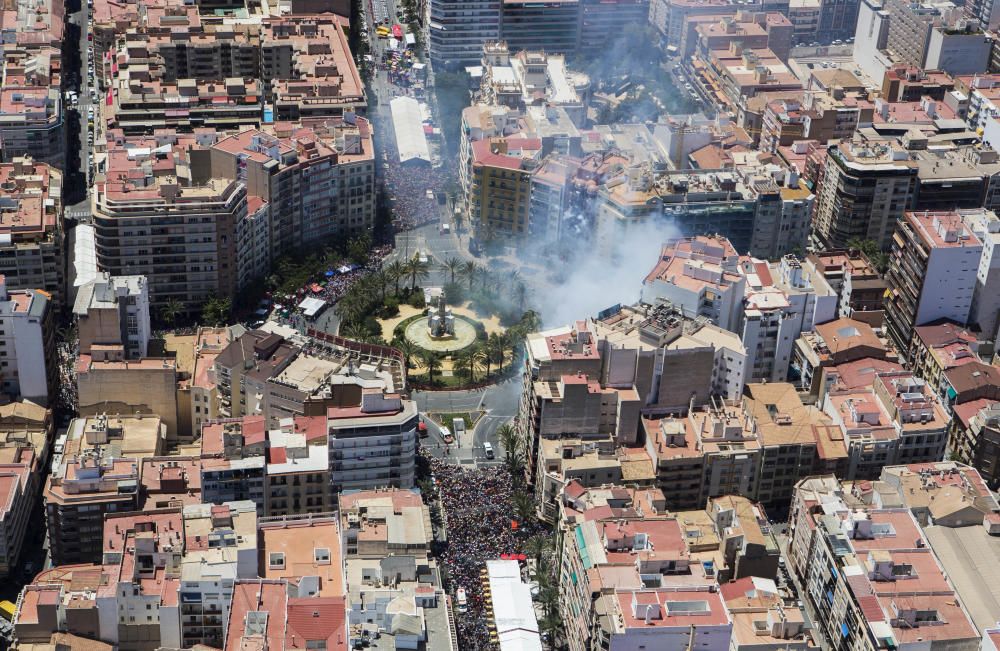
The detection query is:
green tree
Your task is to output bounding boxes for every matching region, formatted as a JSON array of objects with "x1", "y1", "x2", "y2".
[
  {"x1": 347, "y1": 232, "x2": 373, "y2": 266},
  {"x1": 201, "y1": 296, "x2": 231, "y2": 326},
  {"x1": 394, "y1": 337, "x2": 416, "y2": 372},
  {"x1": 513, "y1": 490, "x2": 535, "y2": 524},
  {"x1": 159, "y1": 298, "x2": 184, "y2": 327},
  {"x1": 419, "y1": 350, "x2": 442, "y2": 384},
  {"x1": 497, "y1": 422, "x2": 524, "y2": 478},
  {"x1": 385, "y1": 259, "x2": 407, "y2": 295},
  {"x1": 342, "y1": 321, "x2": 371, "y2": 342},
  {"x1": 460, "y1": 260, "x2": 479, "y2": 291},
  {"x1": 443, "y1": 256, "x2": 464, "y2": 284},
  {"x1": 454, "y1": 345, "x2": 481, "y2": 382},
  {"x1": 407, "y1": 258, "x2": 430, "y2": 291}
]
